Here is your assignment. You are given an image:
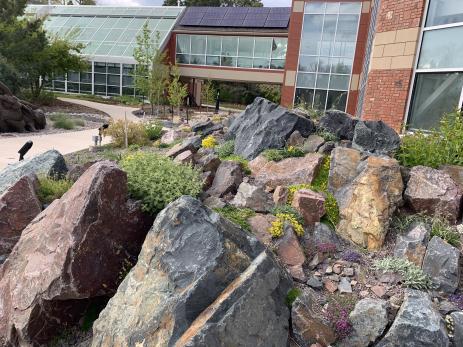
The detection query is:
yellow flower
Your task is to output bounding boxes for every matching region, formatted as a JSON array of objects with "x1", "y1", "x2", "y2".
[
  {"x1": 268, "y1": 213, "x2": 304, "y2": 238},
  {"x1": 202, "y1": 135, "x2": 217, "y2": 149}
]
